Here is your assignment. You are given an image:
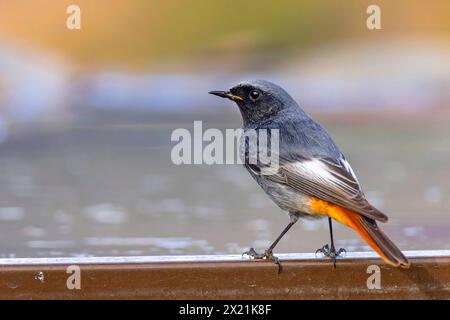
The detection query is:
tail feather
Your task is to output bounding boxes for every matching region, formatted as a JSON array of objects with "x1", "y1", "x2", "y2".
[
  {"x1": 347, "y1": 213, "x2": 410, "y2": 268},
  {"x1": 310, "y1": 198, "x2": 410, "y2": 268}
]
